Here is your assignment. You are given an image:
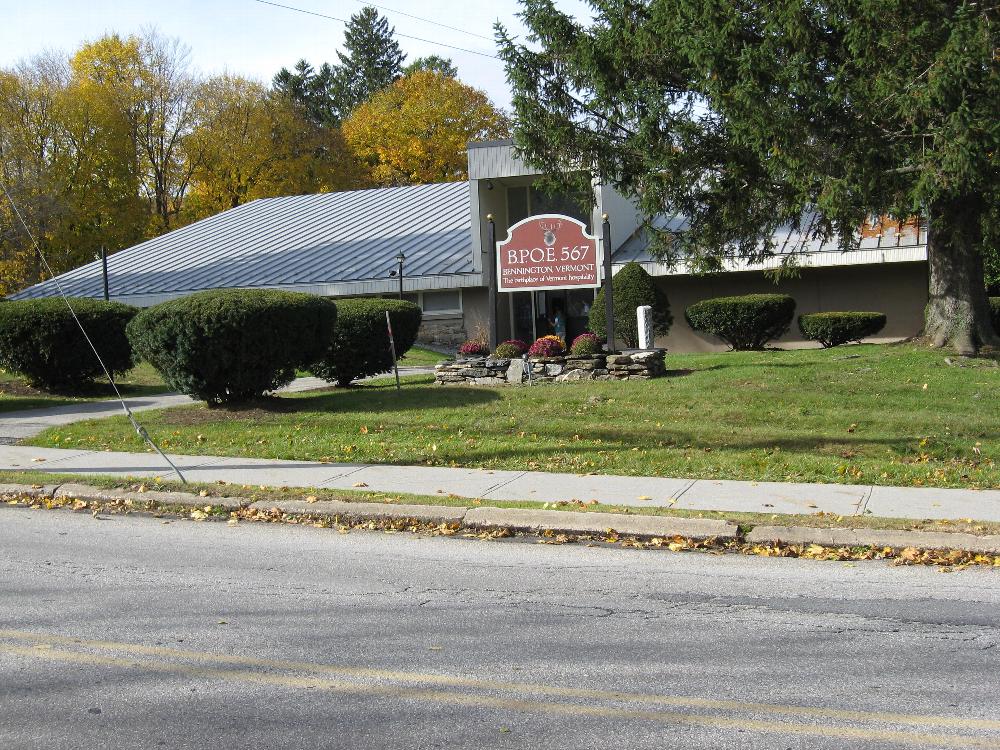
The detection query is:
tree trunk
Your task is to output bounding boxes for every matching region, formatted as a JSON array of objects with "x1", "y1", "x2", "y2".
[{"x1": 923, "y1": 201, "x2": 1000, "y2": 355}]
